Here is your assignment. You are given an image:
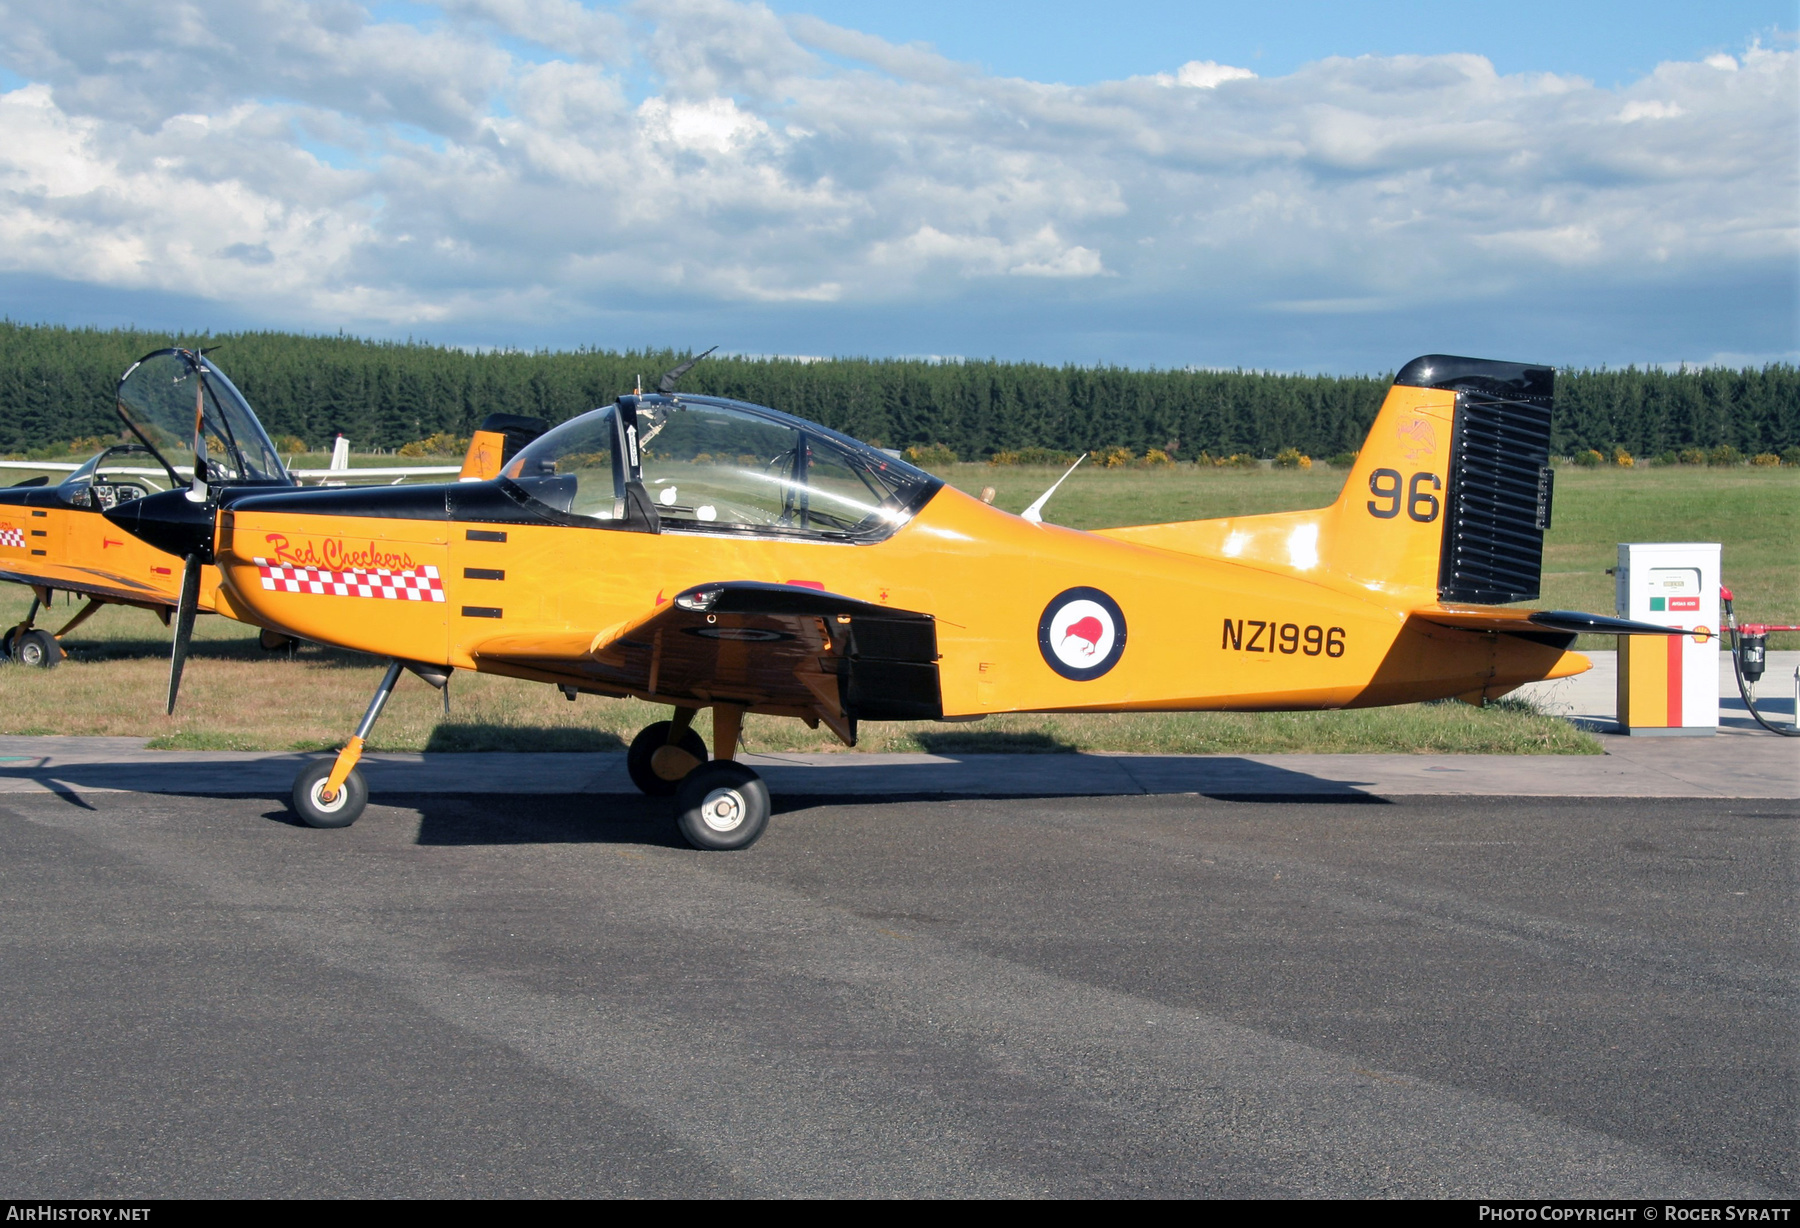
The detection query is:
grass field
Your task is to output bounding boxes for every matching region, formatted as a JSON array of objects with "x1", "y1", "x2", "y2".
[
  {"x1": 0, "y1": 623, "x2": 1595, "y2": 756},
  {"x1": 938, "y1": 461, "x2": 1799, "y2": 642},
  {"x1": 2, "y1": 463, "x2": 1791, "y2": 755}
]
